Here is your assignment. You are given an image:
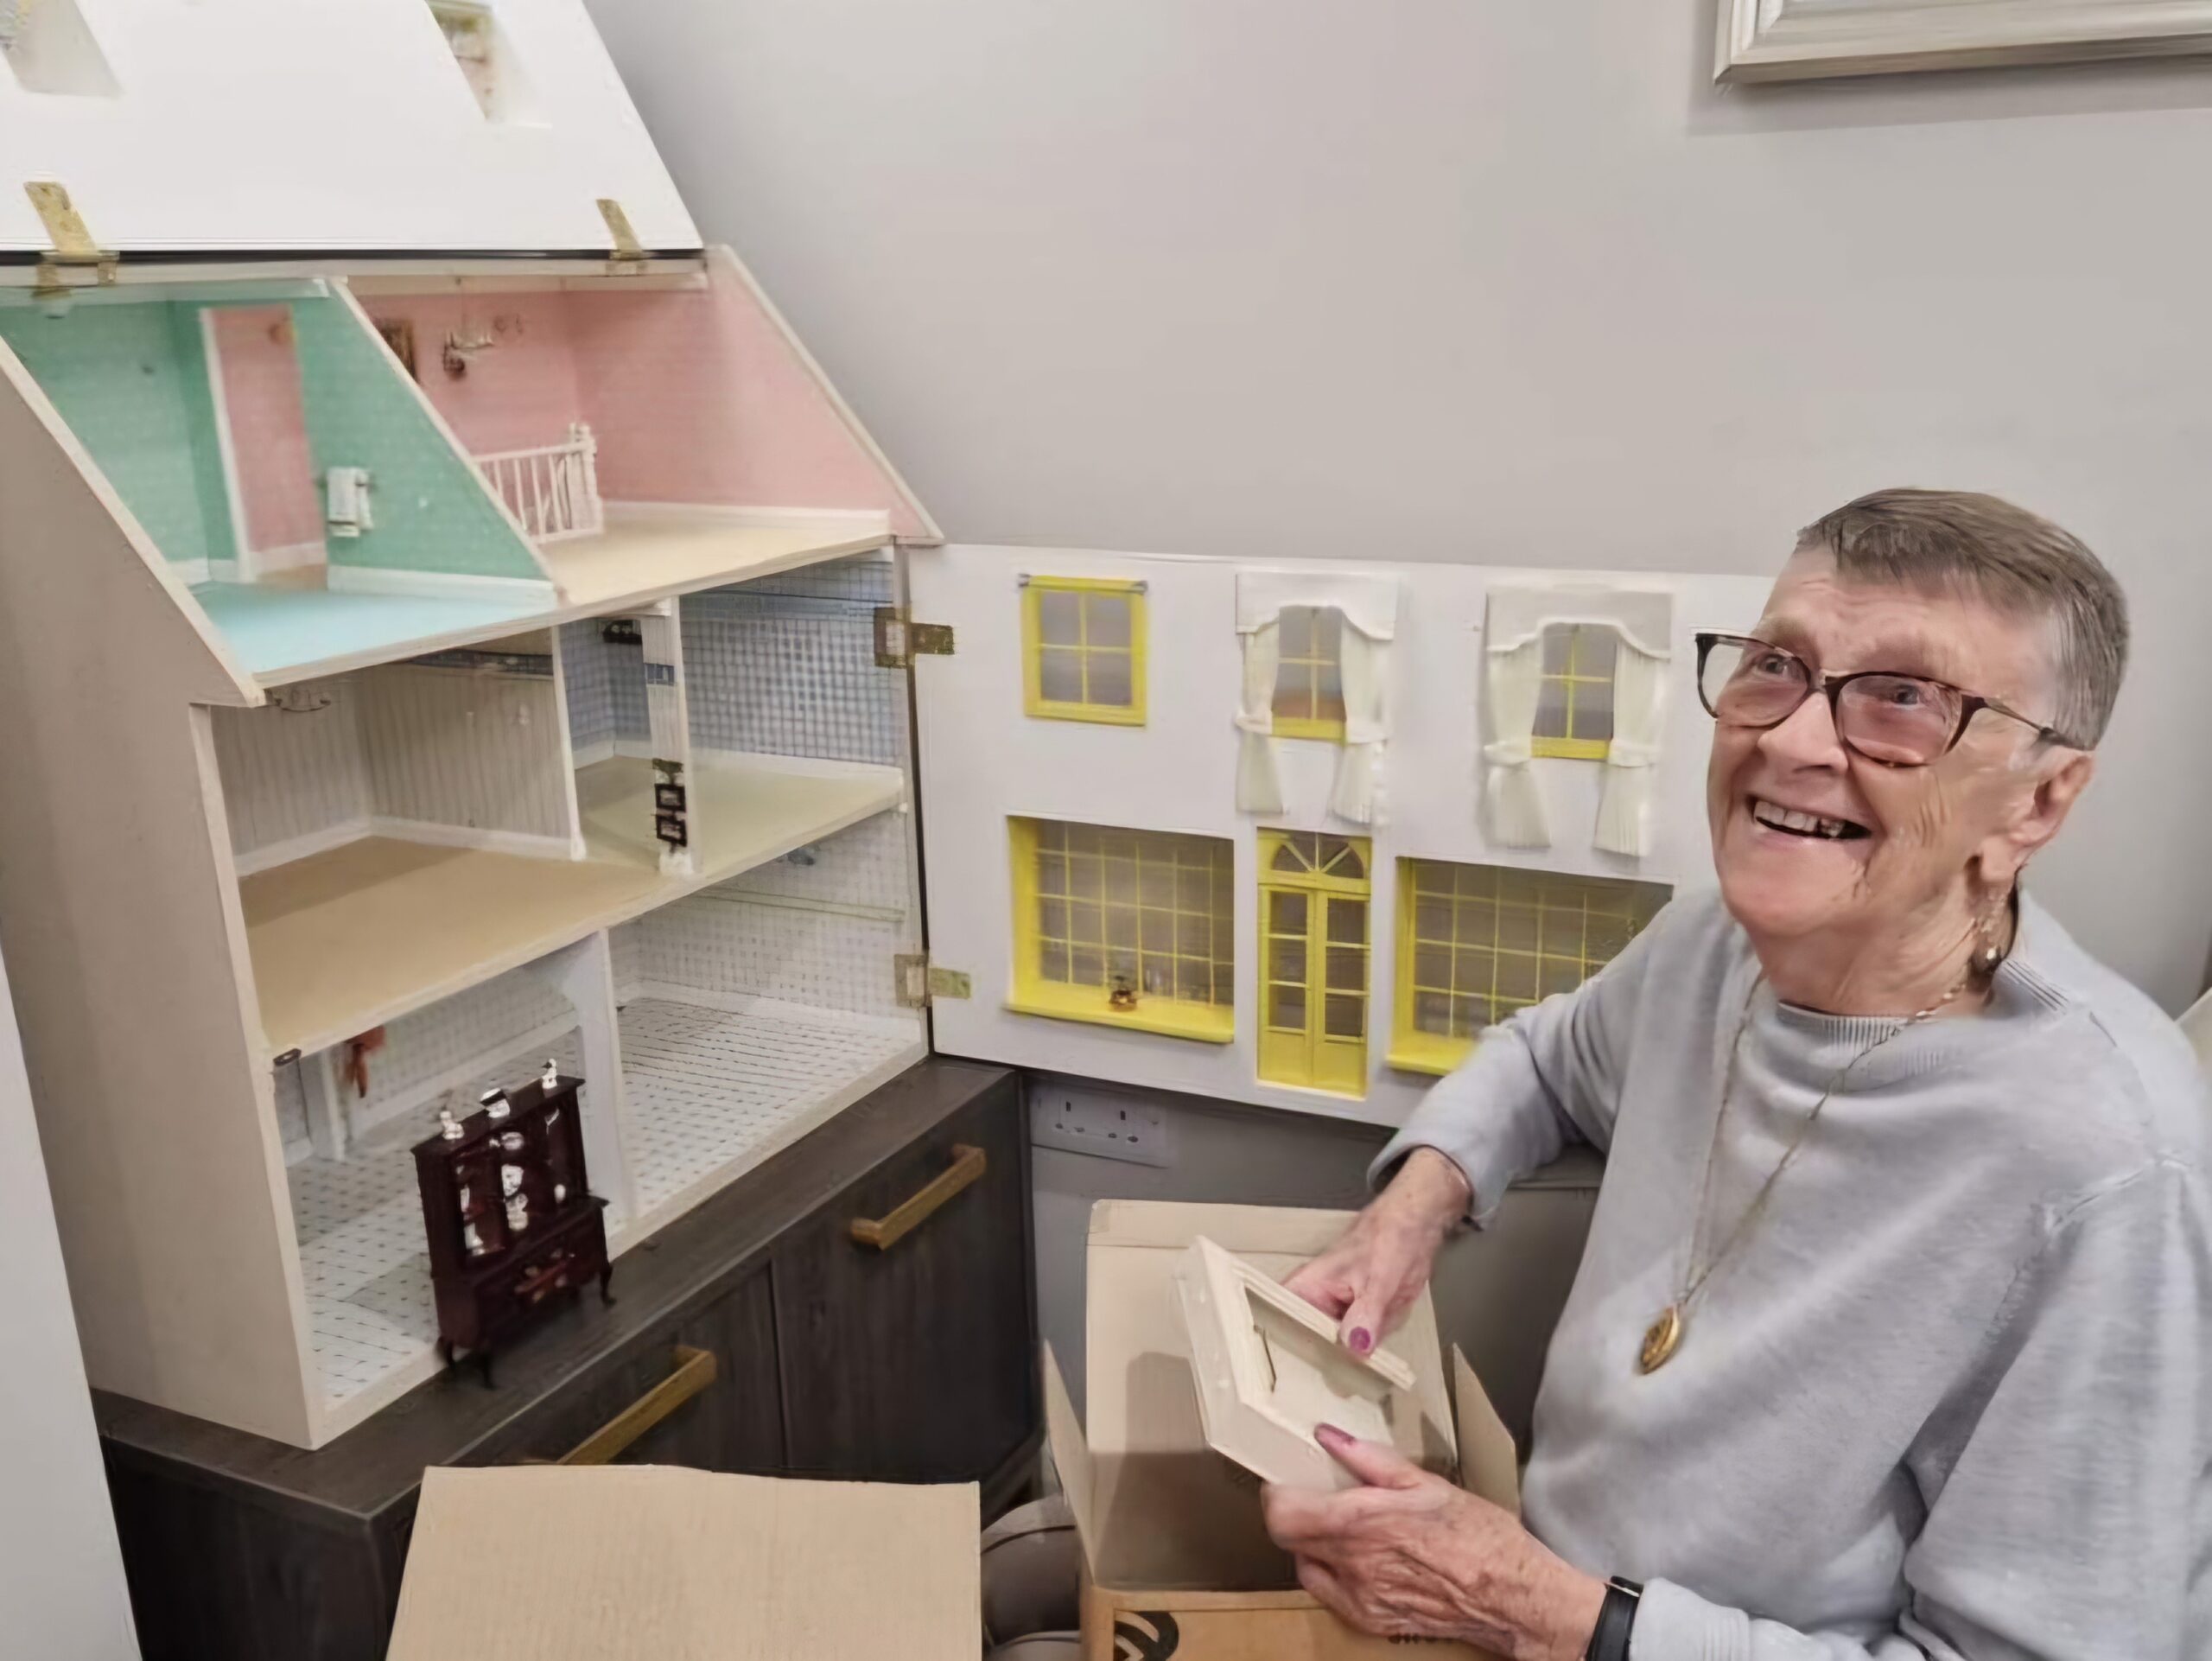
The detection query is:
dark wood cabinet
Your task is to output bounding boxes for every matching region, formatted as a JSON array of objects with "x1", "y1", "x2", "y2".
[
  {"x1": 96, "y1": 1060, "x2": 1037, "y2": 1661},
  {"x1": 777, "y1": 1084, "x2": 1035, "y2": 1482}
]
